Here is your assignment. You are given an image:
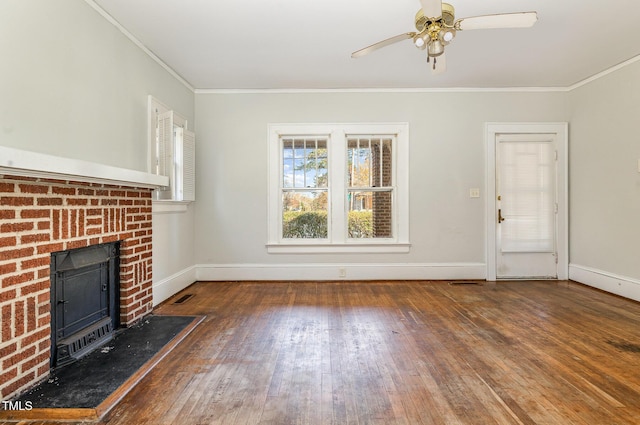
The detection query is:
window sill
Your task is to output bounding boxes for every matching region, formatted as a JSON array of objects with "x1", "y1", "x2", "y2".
[
  {"x1": 266, "y1": 242, "x2": 411, "y2": 254},
  {"x1": 152, "y1": 200, "x2": 191, "y2": 214}
]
